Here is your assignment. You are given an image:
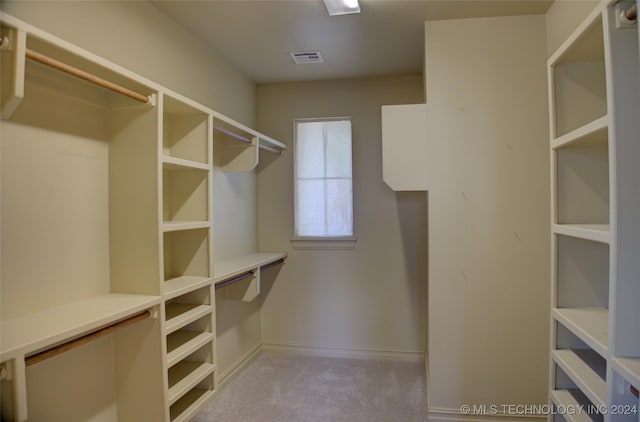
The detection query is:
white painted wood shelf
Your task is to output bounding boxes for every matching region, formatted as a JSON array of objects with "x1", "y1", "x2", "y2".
[
  {"x1": 167, "y1": 361, "x2": 215, "y2": 405},
  {"x1": 164, "y1": 276, "x2": 213, "y2": 301},
  {"x1": 552, "y1": 349, "x2": 607, "y2": 408},
  {"x1": 0, "y1": 293, "x2": 160, "y2": 362},
  {"x1": 162, "y1": 155, "x2": 211, "y2": 171},
  {"x1": 213, "y1": 252, "x2": 287, "y2": 284},
  {"x1": 550, "y1": 390, "x2": 602, "y2": 422},
  {"x1": 166, "y1": 331, "x2": 215, "y2": 368},
  {"x1": 553, "y1": 224, "x2": 610, "y2": 244},
  {"x1": 162, "y1": 221, "x2": 211, "y2": 232},
  {"x1": 164, "y1": 304, "x2": 213, "y2": 335},
  {"x1": 548, "y1": 2, "x2": 640, "y2": 418},
  {"x1": 553, "y1": 308, "x2": 609, "y2": 357},
  {"x1": 170, "y1": 388, "x2": 215, "y2": 422}
]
